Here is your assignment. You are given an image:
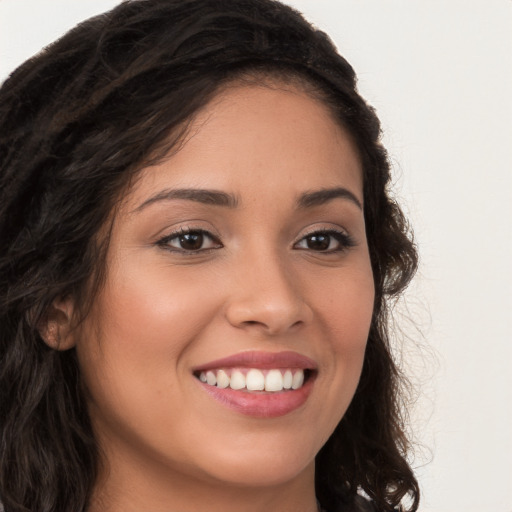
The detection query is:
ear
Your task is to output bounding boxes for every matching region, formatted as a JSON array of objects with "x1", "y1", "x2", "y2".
[{"x1": 38, "y1": 296, "x2": 77, "y2": 351}]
